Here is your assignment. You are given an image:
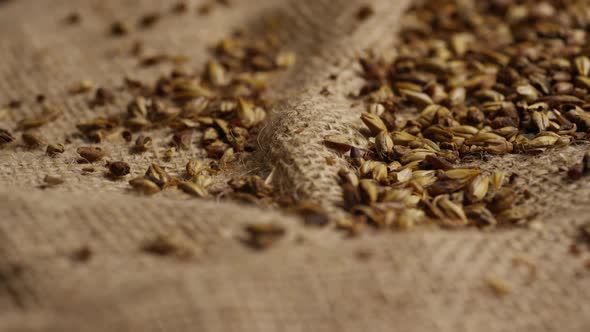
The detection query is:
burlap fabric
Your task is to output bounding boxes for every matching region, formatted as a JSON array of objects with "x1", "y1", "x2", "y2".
[{"x1": 1, "y1": 0, "x2": 589, "y2": 331}]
